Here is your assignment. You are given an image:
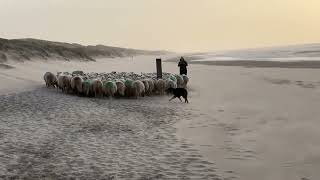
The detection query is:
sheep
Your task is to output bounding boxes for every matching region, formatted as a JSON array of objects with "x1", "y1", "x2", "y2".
[
  {"x1": 46, "y1": 71, "x2": 188, "y2": 98},
  {"x1": 166, "y1": 79, "x2": 177, "y2": 89},
  {"x1": 91, "y1": 79, "x2": 103, "y2": 98},
  {"x1": 124, "y1": 79, "x2": 134, "y2": 97},
  {"x1": 57, "y1": 74, "x2": 72, "y2": 93},
  {"x1": 43, "y1": 72, "x2": 57, "y2": 88},
  {"x1": 57, "y1": 74, "x2": 64, "y2": 90},
  {"x1": 72, "y1": 70, "x2": 84, "y2": 76},
  {"x1": 82, "y1": 80, "x2": 93, "y2": 97},
  {"x1": 132, "y1": 80, "x2": 145, "y2": 98},
  {"x1": 142, "y1": 80, "x2": 150, "y2": 96},
  {"x1": 169, "y1": 75, "x2": 177, "y2": 83},
  {"x1": 182, "y1": 75, "x2": 189, "y2": 88},
  {"x1": 175, "y1": 74, "x2": 184, "y2": 88},
  {"x1": 115, "y1": 80, "x2": 126, "y2": 97},
  {"x1": 147, "y1": 79, "x2": 155, "y2": 95},
  {"x1": 71, "y1": 76, "x2": 83, "y2": 95},
  {"x1": 155, "y1": 79, "x2": 166, "y2": 95},
  {"x1": 62, "y1": 75, "x2": 72, "y2": 93},
  {"x1": 125, "y1": 79, "x2": 134, "y2": 88},
  {"x1": 152, "y1": 79, "x2": 158, "y2": 94},
  {"x1": 102, "y1": 81, "x2": 118, "y2": 97}
]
